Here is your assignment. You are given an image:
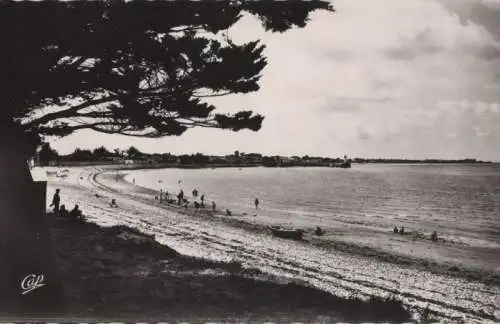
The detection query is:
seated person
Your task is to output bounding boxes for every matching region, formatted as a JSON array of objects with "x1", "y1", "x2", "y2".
[
  {"x1": 69, "y1": 204, "x2": 83, "y2": 221},
  {"x1": 314, "y1": 226, "x2": 324, "y2": 236},
  {"x1": 226, "y1": 209, "x2": 232, "y2": 216},
  {"x1": 59, "y1": 205, "x2": 69, "y2": 218},
  {"x1": 109, "y1": 198, "x2": 118, "y2": 208}
]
